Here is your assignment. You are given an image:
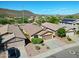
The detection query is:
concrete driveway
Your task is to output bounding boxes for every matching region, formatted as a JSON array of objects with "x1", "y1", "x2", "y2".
[{"x1": 44, "y1": 39, "x2": 66, "y2": 49}]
